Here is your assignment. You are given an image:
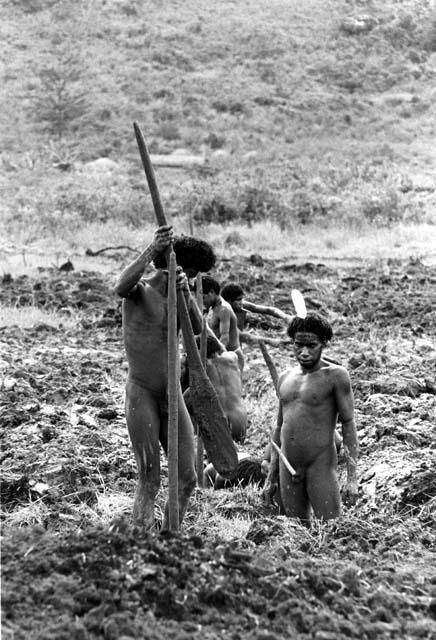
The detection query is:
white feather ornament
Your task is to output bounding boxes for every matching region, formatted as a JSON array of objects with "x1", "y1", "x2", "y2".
[{"x1": 291, "y1": 289, "x2": 307, "y2": 319}]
